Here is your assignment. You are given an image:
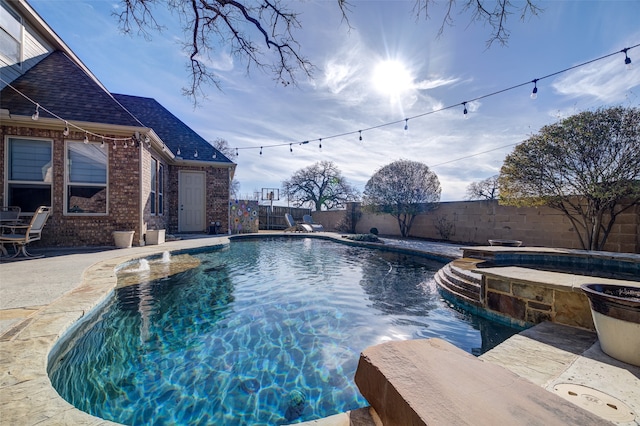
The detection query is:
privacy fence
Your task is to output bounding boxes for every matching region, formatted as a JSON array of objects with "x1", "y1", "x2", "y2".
[{"x1": 312, "y1": 201, "x2": 640, "y2": 254}]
